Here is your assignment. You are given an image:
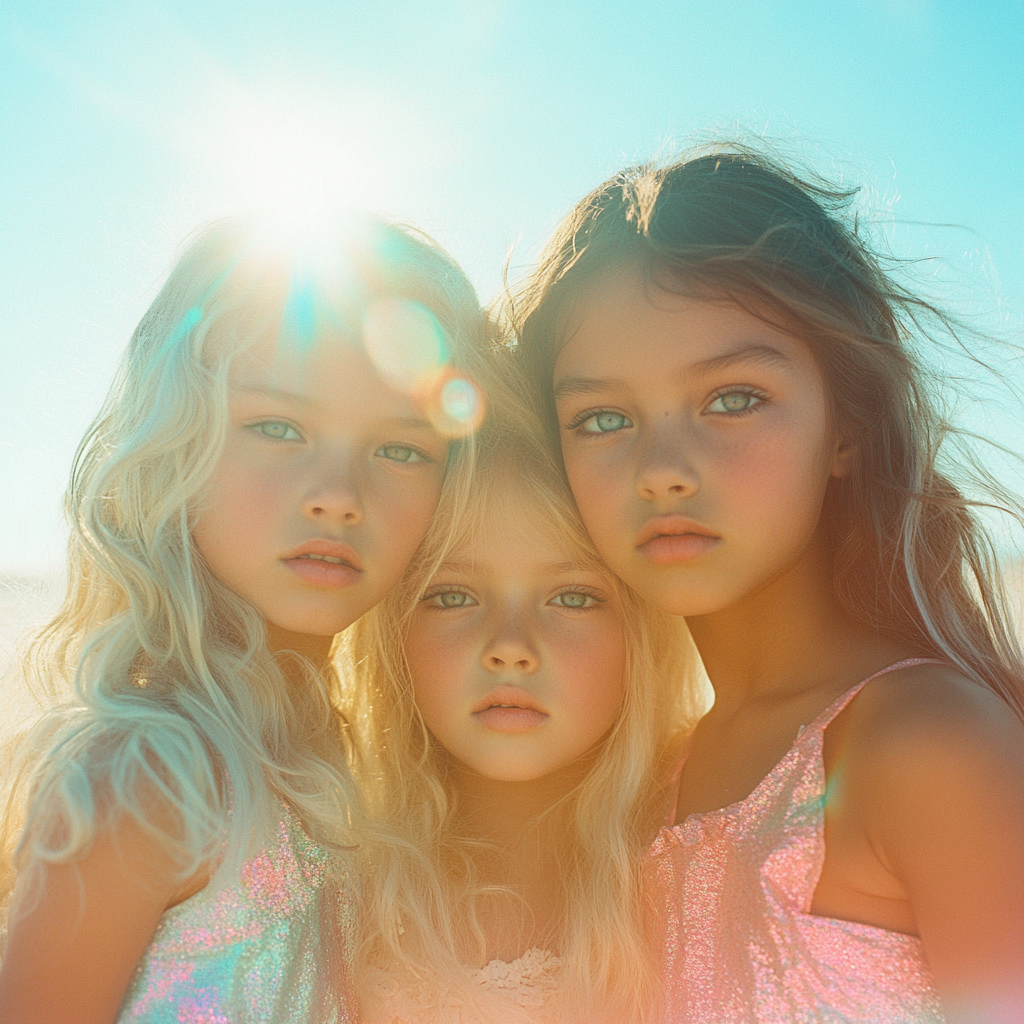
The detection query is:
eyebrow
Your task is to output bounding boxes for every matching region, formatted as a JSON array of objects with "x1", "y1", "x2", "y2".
[
  {"x1": 232, "y1": 387, "x2": 435, "y2": 431},
  {"x1": 553, "y1": 343, "x2": 791, "y2": 401},
  {"x1": 430, "y1": 558, "x2": 599, "y2": 578},
  {"x1": 542, "y1": 560, "x2": 594, "y2": 576},
  {"x1": 233, "y1": 384, "x2": 311, "y2": 405},
  {"x1": 553, "y1": 376, "x2": 628, "y2": 401},
  {"x1": 389, "y1": 416, "x2": 439, "y2": 431},
  {"x1": 689, "y1": 343, "x2": 791, "y2": 375},
  {"x1": 428, "y1": 559, "x2": 476, "y2": 576}
]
